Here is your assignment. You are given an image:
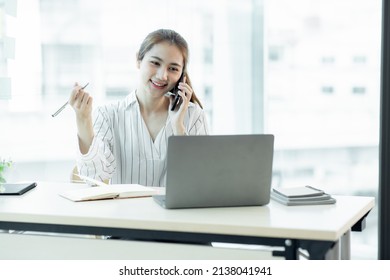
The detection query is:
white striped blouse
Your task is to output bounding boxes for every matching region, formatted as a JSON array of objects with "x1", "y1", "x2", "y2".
[{"x1": 77, "y1": 90, "x2": 209, "y2": 187}]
